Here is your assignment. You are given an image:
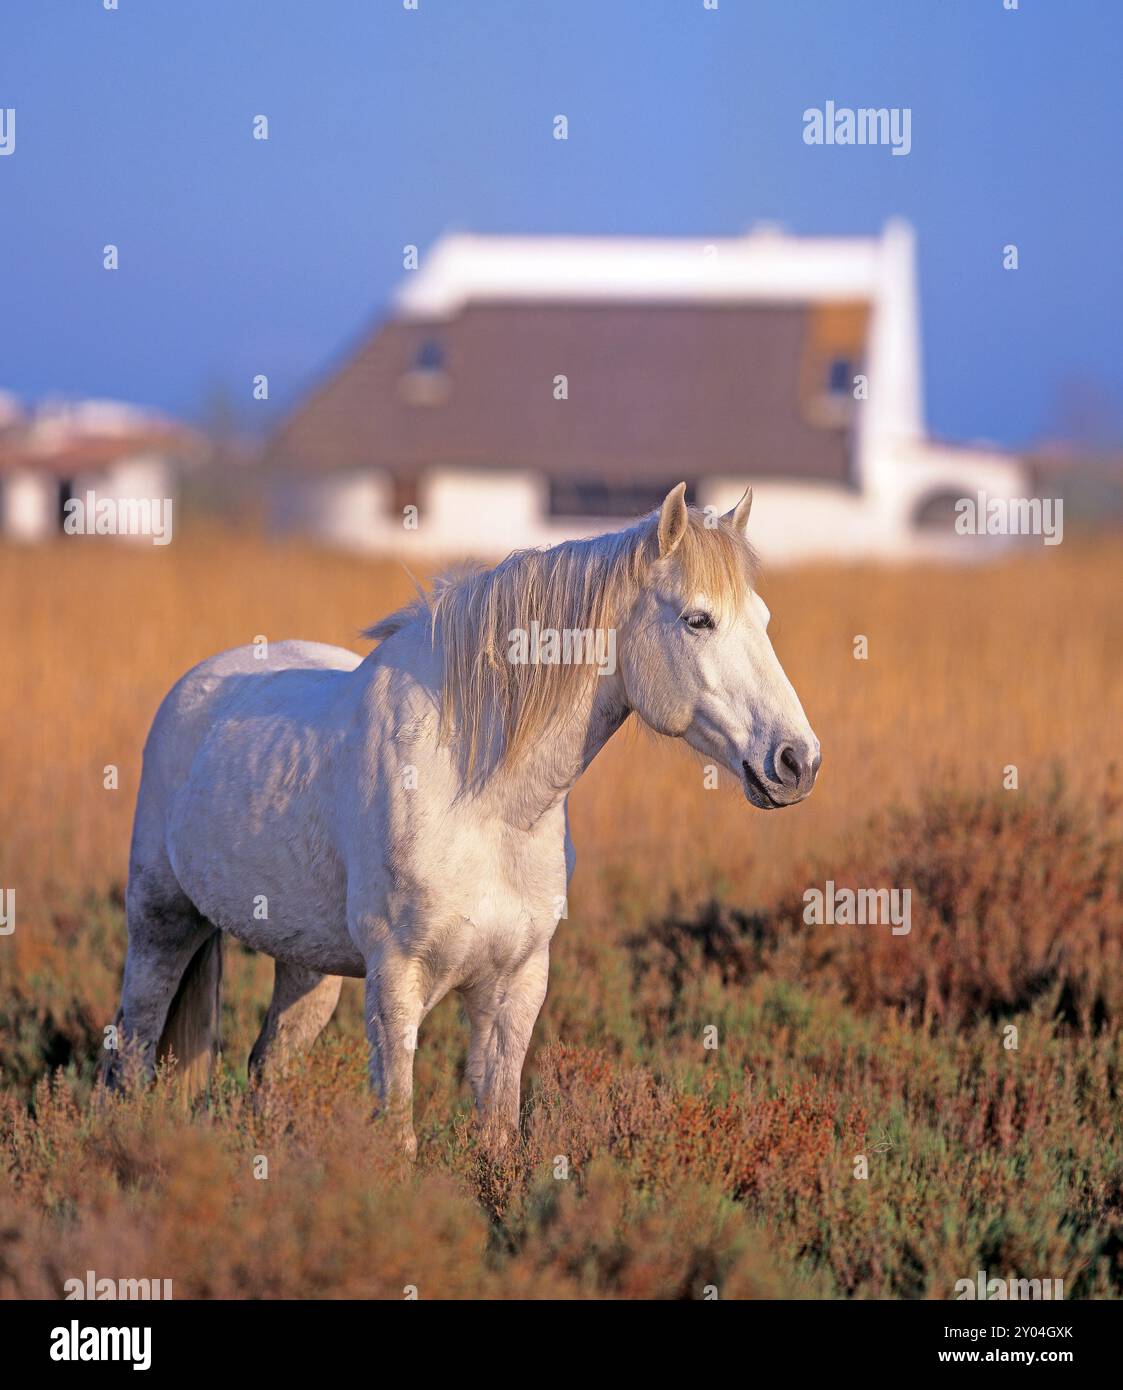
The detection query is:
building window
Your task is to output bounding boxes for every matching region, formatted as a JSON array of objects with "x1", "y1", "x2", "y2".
[
  {"x1": 398, "y1": 338, "x2": 451, "y2": 406},
  {"x1": 392, "y1": 474, "x2": 419, "y2": 516},
  {"x1": 799, "y1": 301, "x2": 868, "y2": 428},
  {"x1": 913, "y1": 491, "x2": 966, "y2": 531},
  {"x1": 549, "y1": 478, "x2": 695, "y2": 519},
  {"x1": 415, "y1": 339, "x2": 444, "y2": 372},
  {"x1": 827, "y1": 358, "x2": 853, "y2": 396},
  {"x1": 57, "y1": 478, "x2": 75, "y2": 530}
]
